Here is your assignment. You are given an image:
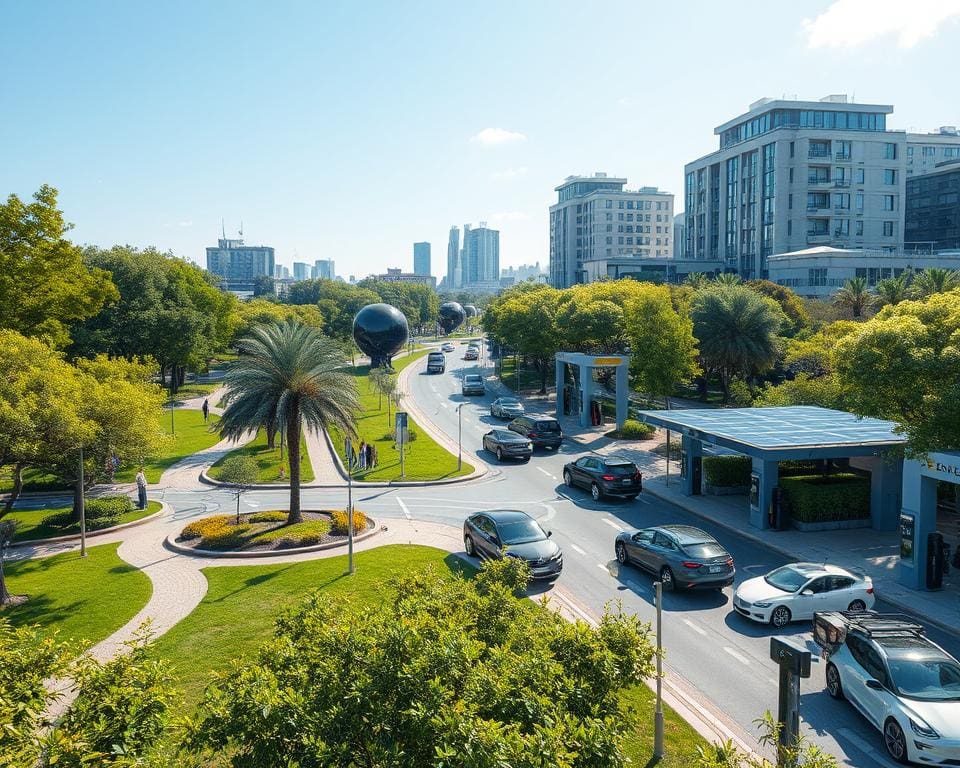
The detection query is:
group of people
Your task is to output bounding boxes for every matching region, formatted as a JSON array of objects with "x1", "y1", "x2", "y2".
[{"x1": 353, "y1": 441, "x2": 378, "y2": 471}]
